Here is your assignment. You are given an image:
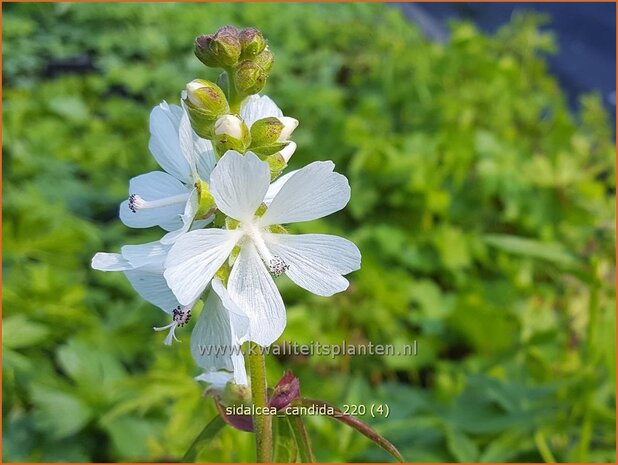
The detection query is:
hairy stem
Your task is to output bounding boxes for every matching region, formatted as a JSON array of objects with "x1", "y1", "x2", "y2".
[{"x1": 249, "y1": 342, "x2": 272, "y2": 462}]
